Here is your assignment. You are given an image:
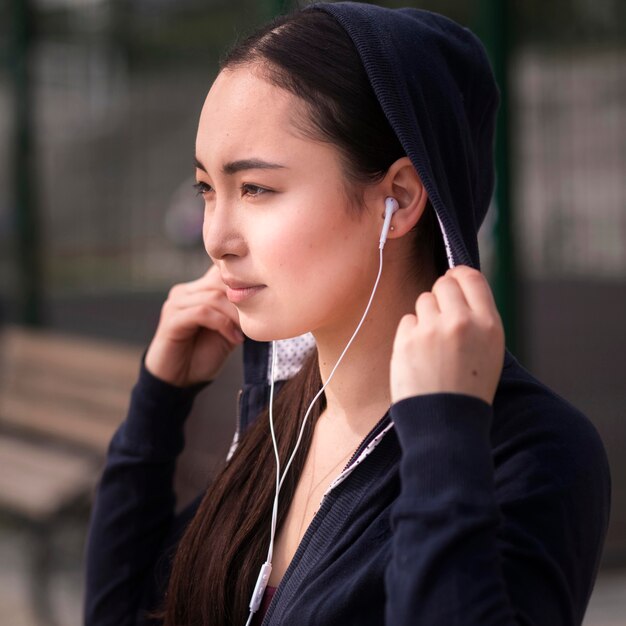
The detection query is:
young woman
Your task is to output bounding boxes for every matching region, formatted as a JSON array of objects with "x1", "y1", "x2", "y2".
[{"x1": 84, "y1": 4, "x2": 611, "y2": 626}]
